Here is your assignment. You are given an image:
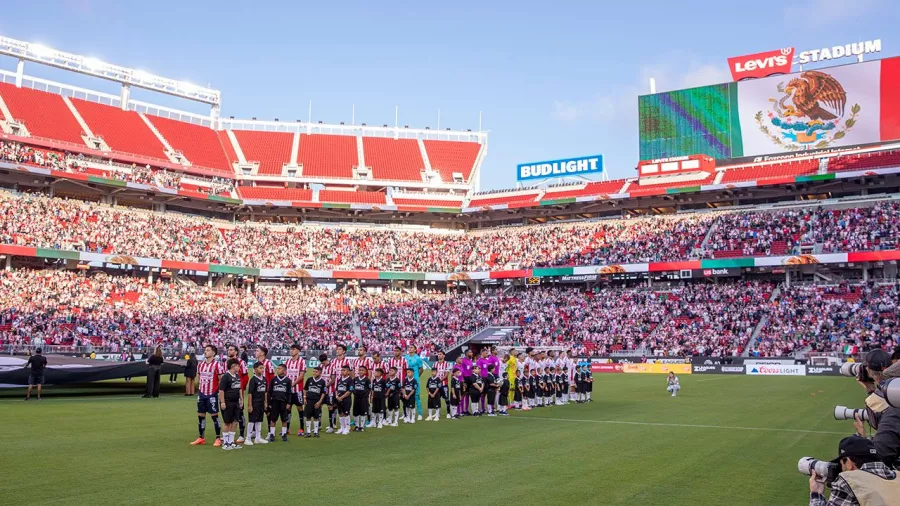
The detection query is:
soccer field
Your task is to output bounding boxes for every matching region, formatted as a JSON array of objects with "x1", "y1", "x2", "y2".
[{"x1": 0, "y1": 374, "x2": 863, "y2": 505}]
